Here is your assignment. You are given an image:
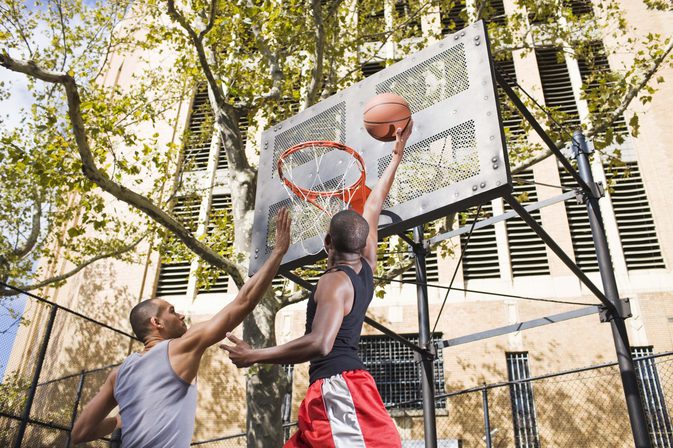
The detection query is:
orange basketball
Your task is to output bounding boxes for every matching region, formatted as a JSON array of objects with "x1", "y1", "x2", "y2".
[{"x1": 363, "y1": 93, "x2": 411, "y2": 142}]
